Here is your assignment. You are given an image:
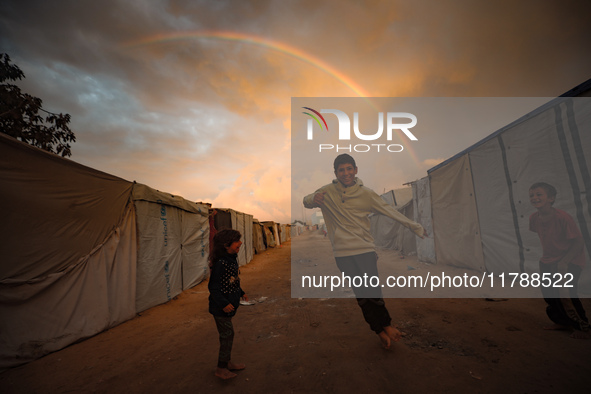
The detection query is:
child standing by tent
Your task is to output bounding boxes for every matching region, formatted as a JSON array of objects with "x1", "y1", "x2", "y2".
[
  {"x1": 208, "y1": 229, "x2": 249, "y2": 379},
  {"x1": 529, "y1": 182, "x2": 589, "y2": 339}
]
